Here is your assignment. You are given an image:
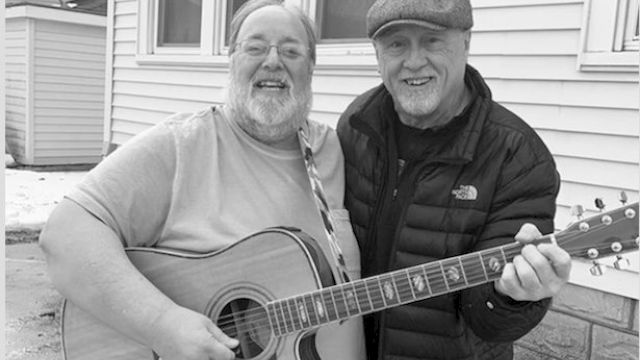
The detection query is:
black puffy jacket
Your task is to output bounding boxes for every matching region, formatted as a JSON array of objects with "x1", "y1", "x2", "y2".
[{"x1": 337, "y1": 66, "x2": 560, "y2": 360}]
